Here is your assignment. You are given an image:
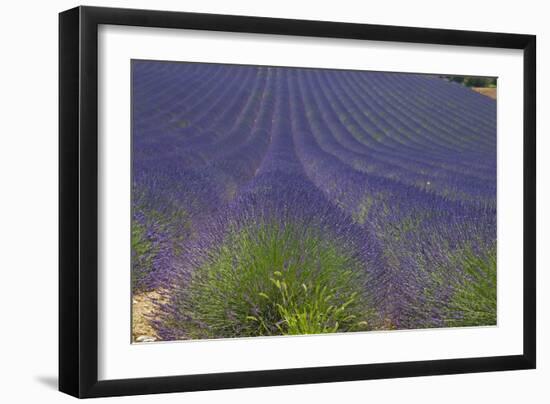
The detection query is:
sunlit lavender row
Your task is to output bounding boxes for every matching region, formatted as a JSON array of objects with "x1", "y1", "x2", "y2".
[{"x1": 131, "y1": 60, "x2": 497, "y2": 341}]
